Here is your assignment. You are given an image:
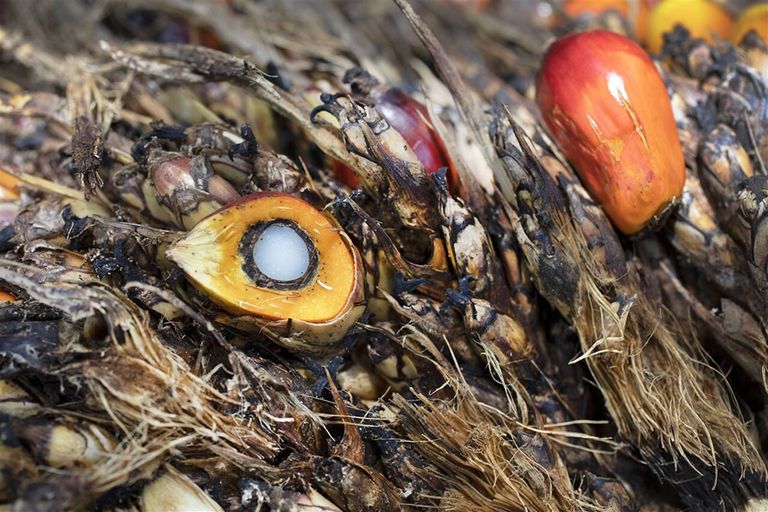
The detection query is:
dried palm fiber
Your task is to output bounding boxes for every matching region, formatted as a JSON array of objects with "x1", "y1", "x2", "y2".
[
  {"x1": 0, "y1": 44, "x2": 607, "y2": 512},
  {"x1": 0, "y1": 170, "x2": 400, "y2": 510},
  {"x1": 4, "y1": 1, "x2": 768, "y2": 506},
  {"x1": 738, "y1": 176, "x2": 768, "y2": 359},
  {"x1": 377, "y1": 328, "x2": 601, "y2": 512},
  {"x1": 94, "y1": 8, "x2": 699, "y2": 509},
  {"x1": 388, "y1": 0, "x2": 768, "y2": 507},
  {"x1": 495, "y1": 119, "x2": 766, "y2": 506},
  {"x1": 651, "y1": 257, "x2": 767, "y2": 392},
  {"x1": 320, "y1": 64, "x2": 625, "y2": 493},
  {"x1": 313, "y1": 96, "x2": 611, "y2": 505},
  {"x1": 0, "y1": 260, "x2": 282, "y2": 509},
  {"x1": 663, "y1": 170, "x2": 768, "y2": 386},
  {"x1": 134, "y1": 32, "x2": 624, "y2": 508},
  {"x1": 659, "y1": 32, "x2": 768, "y2": 390}
]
